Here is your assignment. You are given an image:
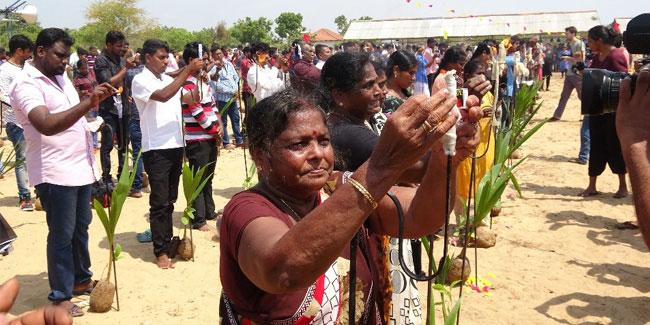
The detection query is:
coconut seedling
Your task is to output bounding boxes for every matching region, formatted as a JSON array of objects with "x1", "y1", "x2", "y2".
[
  {"x1": 90, "y1": 151, "x2": 140, "y2": 312},
  {"x1": 0, "y1": 145, "x2": 24, "y2": 178},
  {"x1": 420, "y1": 237, "x2": 464, "y2": 325},
  {"x1": 178, "y1": 161, "x2": 214, "y2": 261}
]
